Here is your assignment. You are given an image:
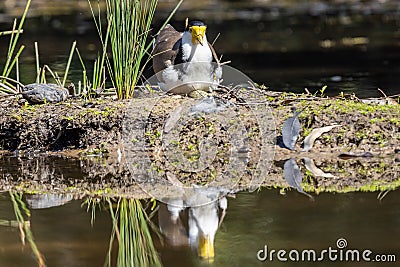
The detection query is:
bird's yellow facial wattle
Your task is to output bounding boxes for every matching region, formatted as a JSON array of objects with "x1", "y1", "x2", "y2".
[{"x1": 189, "y1": 25, "x2": 207, "y2": 45}]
